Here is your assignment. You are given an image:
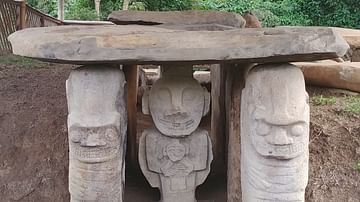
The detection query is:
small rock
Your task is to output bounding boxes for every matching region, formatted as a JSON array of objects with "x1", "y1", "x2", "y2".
[{"x1": 356, "y1": 147, "x2": 360, "y2": 155}]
